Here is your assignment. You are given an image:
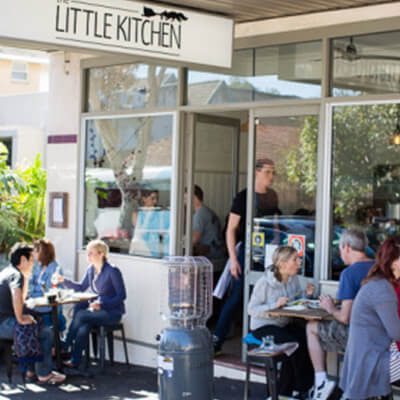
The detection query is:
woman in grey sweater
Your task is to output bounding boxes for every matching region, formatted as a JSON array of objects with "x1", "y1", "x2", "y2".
[
  {"x1": 340, "y1": 237, "x2": 400, "y2": 399},
  {"x1": 248, "y1": 246, "x2": 314, "y2": 397}
]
